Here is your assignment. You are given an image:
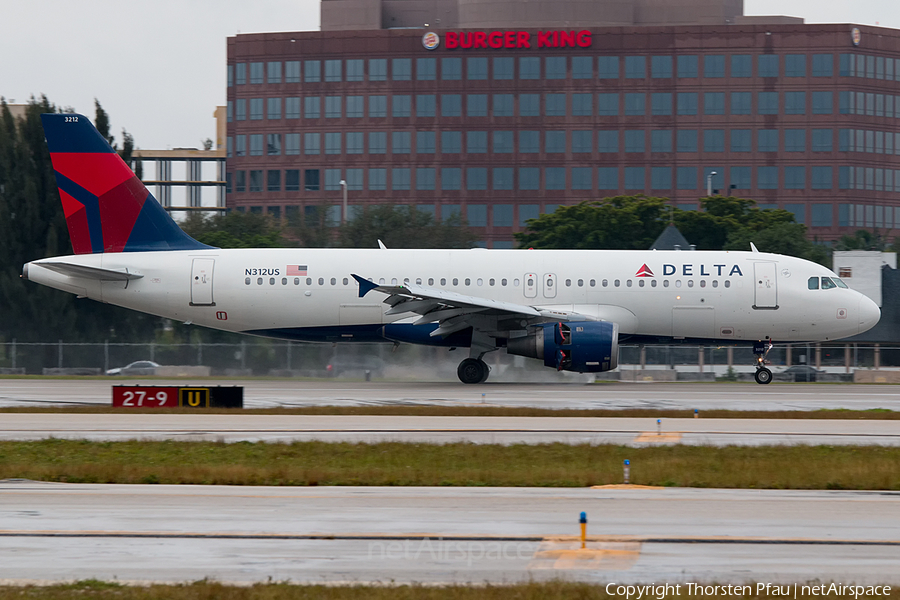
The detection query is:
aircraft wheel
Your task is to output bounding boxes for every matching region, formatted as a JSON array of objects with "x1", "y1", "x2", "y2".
[
  {"x1": 458, "y1": 358, "x2": 488, "y2": 384},
  {"x1": 754, "y1": 367, "x2": 773, "y2": 385}
]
